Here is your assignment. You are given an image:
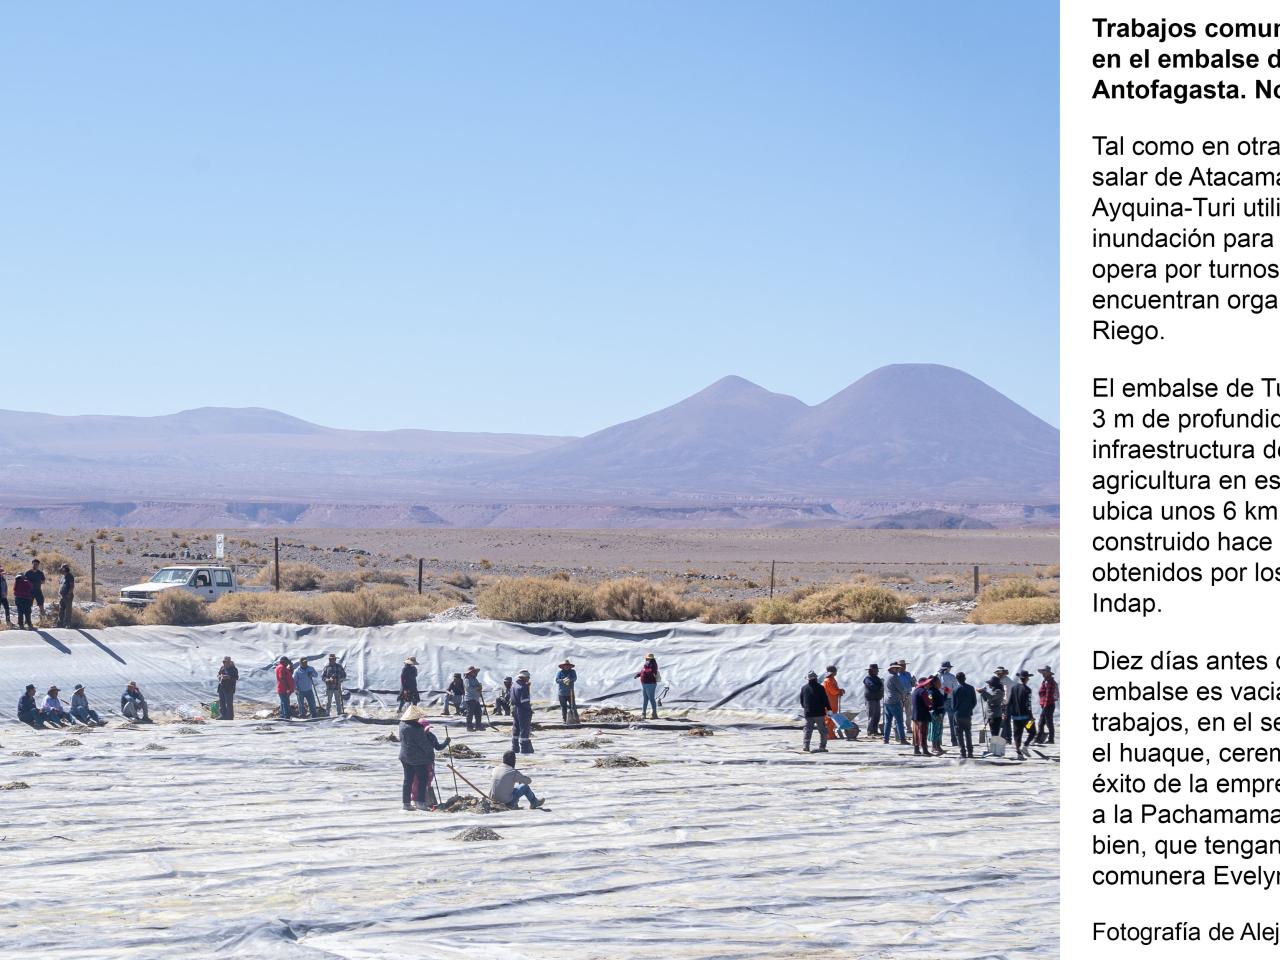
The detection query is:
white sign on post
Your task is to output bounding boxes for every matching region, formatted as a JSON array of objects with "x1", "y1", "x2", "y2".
[{"x1": 215, "y1": 534, "x2": 225, "y2": 560}]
